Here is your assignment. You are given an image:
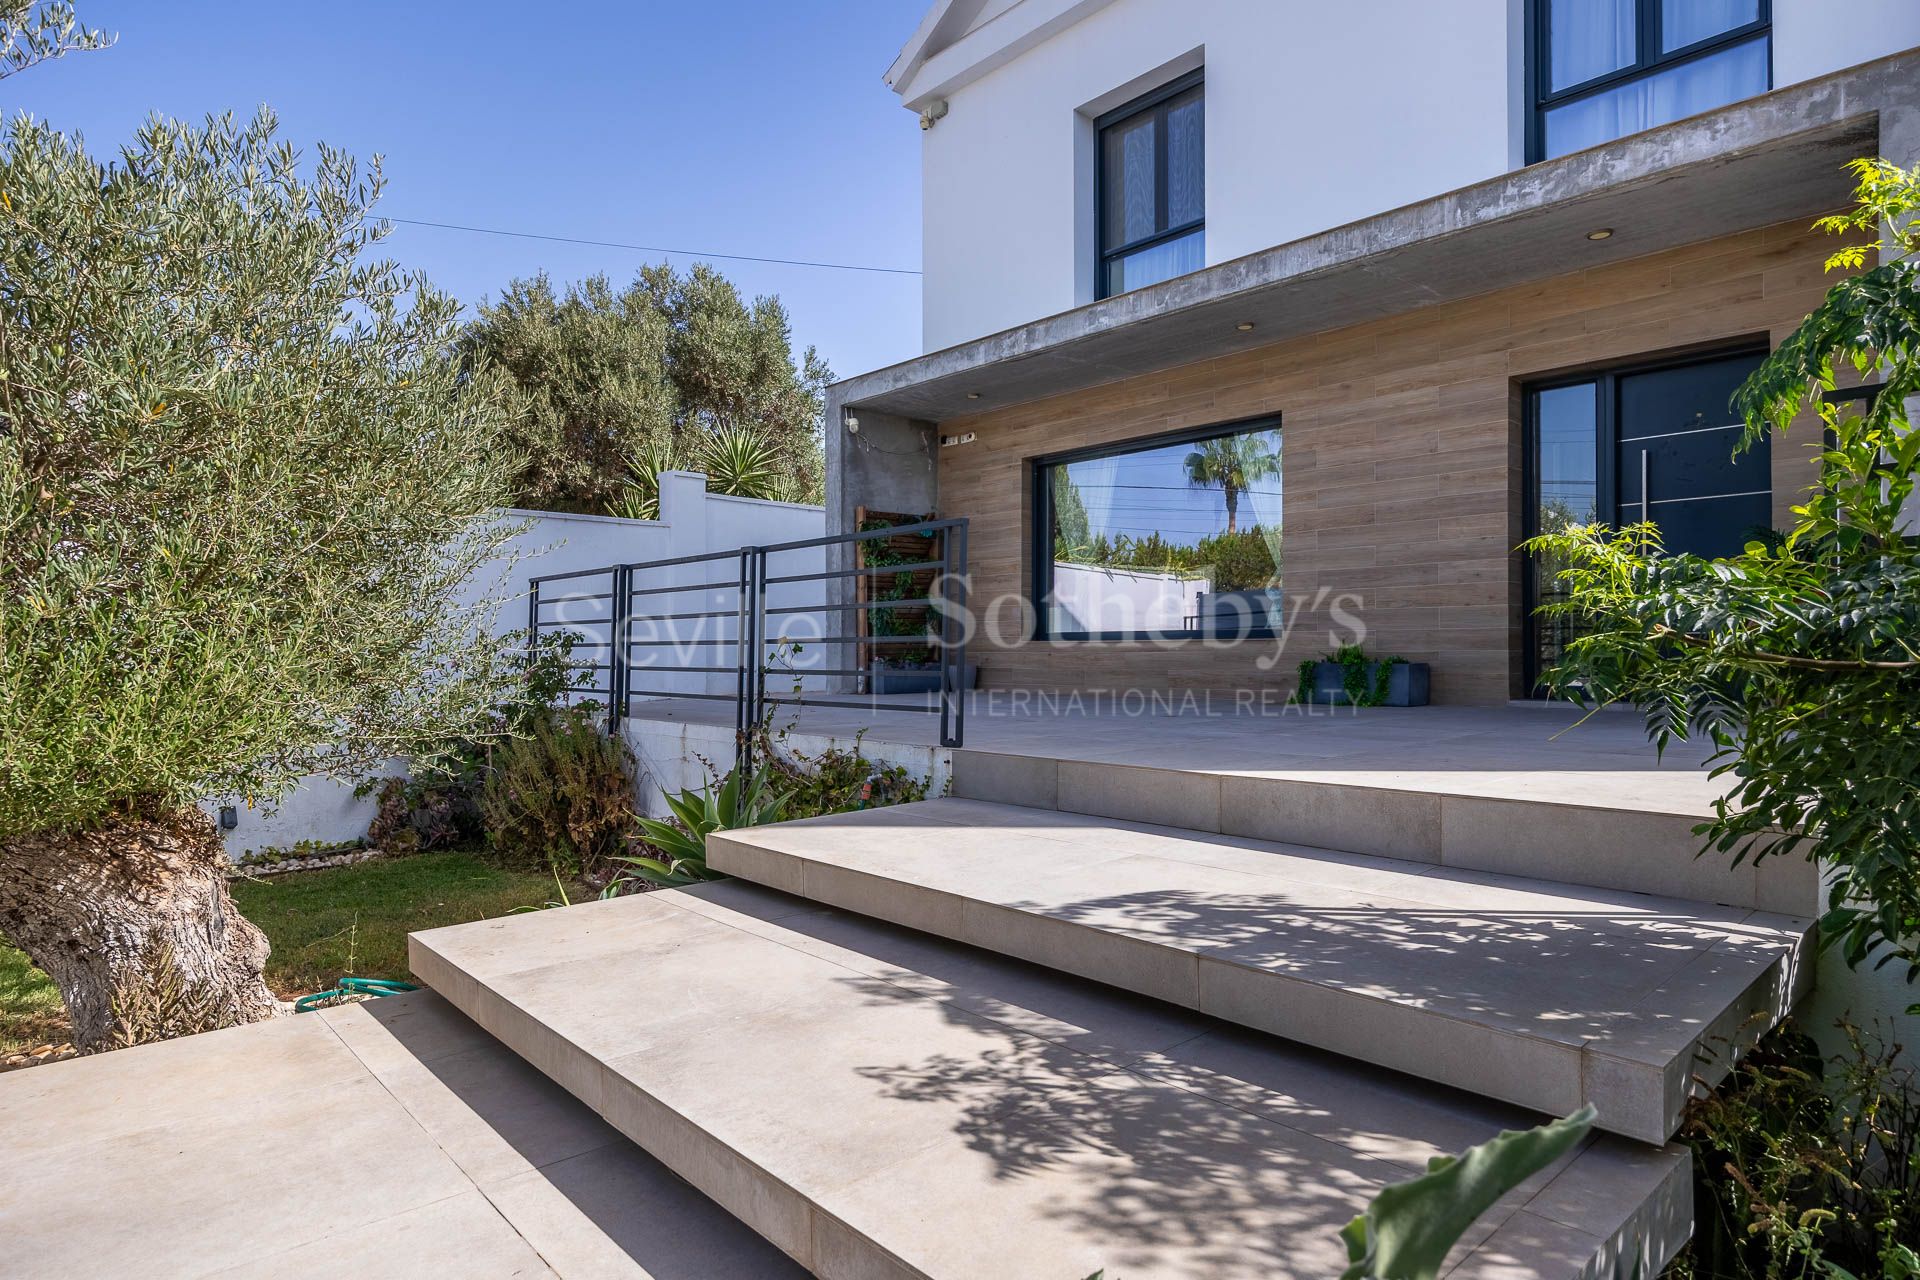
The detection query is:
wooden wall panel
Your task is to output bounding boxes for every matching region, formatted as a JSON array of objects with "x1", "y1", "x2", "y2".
[{"x1": 935, "y1": 219, "x2": 1845, "y2": 703}]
